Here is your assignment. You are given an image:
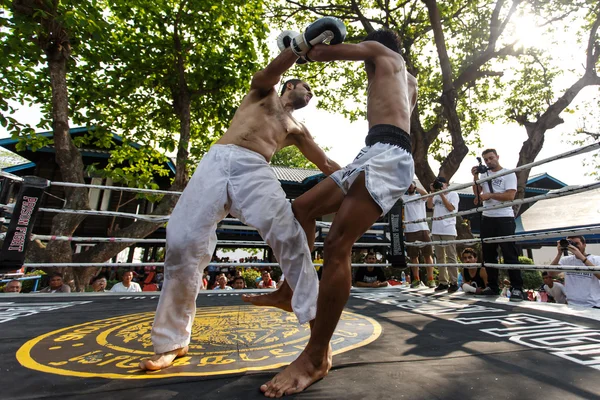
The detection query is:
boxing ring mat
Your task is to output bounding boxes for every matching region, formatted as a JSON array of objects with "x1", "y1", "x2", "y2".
[{"x1": 2, "y1": 289, "x2": 600, "y2": 400}]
